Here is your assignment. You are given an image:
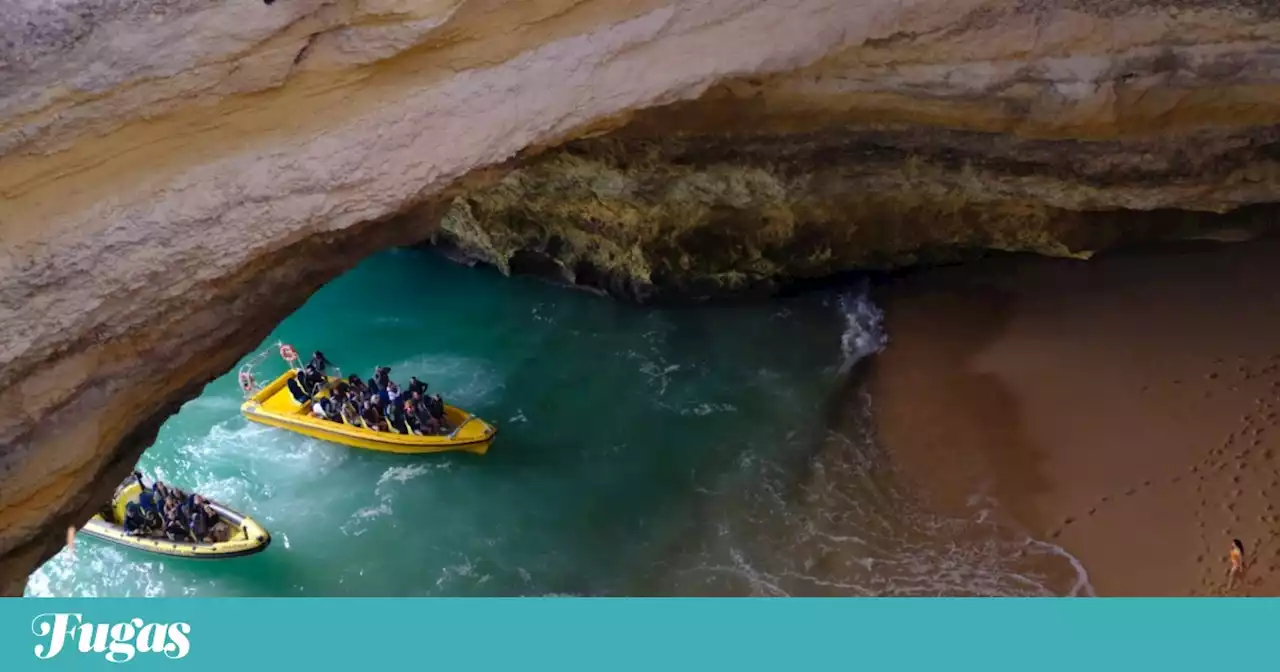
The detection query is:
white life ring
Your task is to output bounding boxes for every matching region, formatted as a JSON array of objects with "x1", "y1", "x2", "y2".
[
  {"x1": 238, "y1": 372, "x2": 255, "y2": 392},
  {"x1": 279, "y1": 344, "x2": 298, "y2": 361}
]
